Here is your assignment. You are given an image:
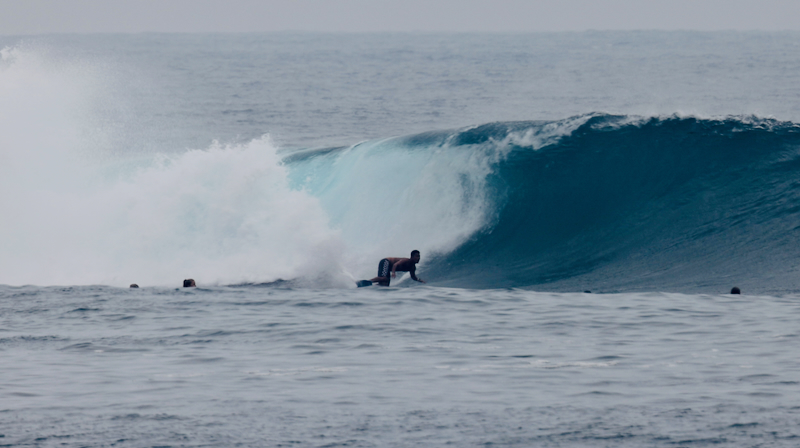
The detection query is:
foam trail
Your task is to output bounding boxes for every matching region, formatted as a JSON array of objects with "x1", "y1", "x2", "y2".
[{"x1": 0, "y1": 48, "x2": 344, "y2": 287}]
